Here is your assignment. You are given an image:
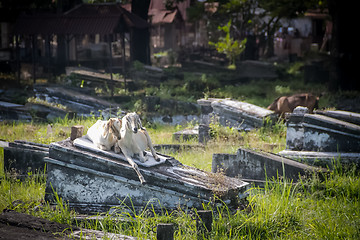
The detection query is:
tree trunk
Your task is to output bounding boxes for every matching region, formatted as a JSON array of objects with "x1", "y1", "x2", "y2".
[
  {"x1": 328, "y1": 0, "x2": 359, "y2": 90},
  {"x1": 131, "y1": 0, "x2": 151, "y2": 65},
  {"x1": 265, "y1": 17, "x2": 279, "y2": 58}
]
